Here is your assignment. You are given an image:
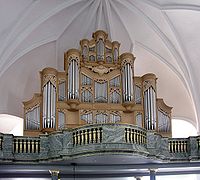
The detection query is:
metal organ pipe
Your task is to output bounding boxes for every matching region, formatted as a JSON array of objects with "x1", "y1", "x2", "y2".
[
  {"x1": 47, "y1": 82, "x2": 50, "y2": 128},
  {"x1": 153, "y1": 90, "x2": 157, "y2": 129},
  {"x1": 26, "y1": 105, "x2": 40, "y2": 130},
  {"x1": 42, "y1": 78, "x2": 56, "y2": 129},
  {"x1": 130, "y1": 65, "x2": 133, "y2": 101},
  {"x1": 52, "y1": 85, "x2": 56, "y2": 128},
  {"x1": 50, "y1": 83, "x2": 53, "y2": 128},
  {"x1": 144, "y1": 87, "x2": 156, "y2": 130},
  {"x1": 124, "y1": 66, "x2": 127, "y2": 102},
  {"x1": 43, "y1": 85, "x2": 47, "y2": 128},
  {"x1": 151, "y1": 88, "x2": 154, "y2": 129},
  {"x1": 126, "y1": 65, "x2": 129, "y2": 101},
  {"x1": 147, "y1": 90, "x2": 149, "y2": 129},
  {"x1": 122, "y1": 63, "x2": 134, "y2": 102},
  {"x1": 150, "y1": 89, "x2": 152, "y2": 129},
  {"x1": 125, "y1": 65, "x2": 127, "y2": 101},
  {"x1": 97, "y1": 39, "x2": 104, "y2": 61},
  {"x1": 128, "y1": 64, "x2": 130, "y2": 101},
  {"x1": 113, "y1": 48, "x2": 118, "y2": 63},
  {"x1": 76, "y1": 61, "x2": 79, "y2": 99},
  {"x1": 122, "y1": 68, "x2": 126, "y2": 101},
  {"x1": 72, "y1": 60, "x2": 75, "y2": 99},
  {"x1": 68, "y1": 59, "x2": 79, "y2": 100}
]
